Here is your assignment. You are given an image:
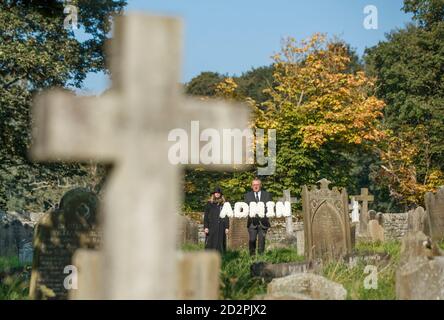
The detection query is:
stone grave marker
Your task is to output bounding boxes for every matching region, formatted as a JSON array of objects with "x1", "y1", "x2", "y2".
[
  {"x1": 368, "y1": 219, "x2": 384, "y2": 242},
  {"x1": 396, "y1": 231, "x2": 444, "y2": 300},
  {"x1": 407, "y1": 207, "x2": 427, "y2": 234},
  {"x1": 425, "y1": 189, "x2": 444, "y2": 242},
  {"x1": 29, "y1": 188, "x2": 100, "y2": 300},
  {"x1": 177, "y1": 215, "x2": 199, "y2": 247},
  {"x1": 228, "y1": 218, "x2": 249, "y2": 250},
  {"x1": 302, "y1": 179, "x2": 352, "y2": 261},
  {"x1": 31, "y1": 14, "x2": 250, "y2": 299}
]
